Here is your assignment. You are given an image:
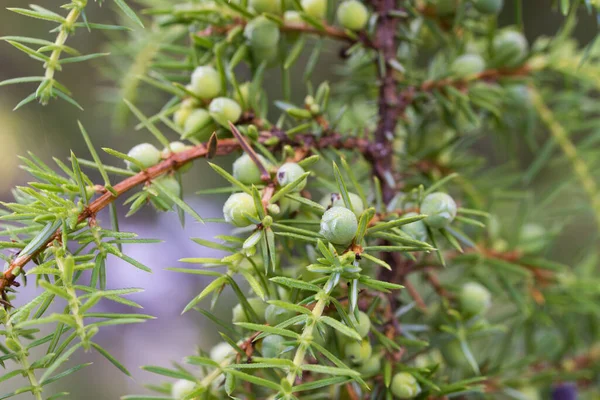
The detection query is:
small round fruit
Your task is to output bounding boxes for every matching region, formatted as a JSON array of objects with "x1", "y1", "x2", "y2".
[
  {"x1": 171, "y1": 379, "x2": 196, "y2": 399},
  {"x1": 322, "y1": 192, "x2": 365, "y2": 217},
  {"x1": 391, "y1": 372, "x2": 421, "y2": 399},
  {"x1": 233, "y1": 153, "x2": 271, "y2": 185},
  {"x1": 519, "y1": 223, "x2": 547, "y2": 254},
  {"x1": 337, "y1": 1, "x2": 369, "y2": 31},
  {"x1": 284, "y1": 10, "x2": 303, "y2": 24},
  {"x1": 265, "y1": 304, "x2": 295, "y2": 326},
  {"x1": 244, "y1": 16, "x2": 280, "y2": 50},
  {"x1": 152, "y1": 176, "x2": 181, "y2": 208},
  {"x1": 344, "y1": 339, "x2": 372, "y2": 364},
  {"x1": 249, "y1": 0, "x2": 281, "y2": 14},
  {"x1": 162, "y1": 142, "x2": 192, "y2": 173},
  {"x1": 173, "y1": 106, "x2": 193, "y2": 128},
  {"x1": 358, "y1": 354, "x2": 381, "y2": 376},
  {"x1": 440, "y1": 339, "x2": 469, "y2": 368},
  {"x1": 190, "y1": 65, "x2": 222, "y2": 99},
  {"x1": 232, "y1": 297, "x2": 267, "y2": 323},
  {"x1": 277, "y1": 163, "x2": 306, "y2": 191},
  {"x1": 183, "y1": 108, "x2": 213, "y2": 141},
  {"x1": 492, "y1": 30, "x2": 528, "y2": 67},
  {"x1": 126, "y1": 143, "x2": 161, "y2": 171},
  {"x1": 319, "y1": 206, "x2": 358, "y2": 245},
  {"x1": 223, "y1": 192, "x2": 259, "y2": 227},
  {"x1": 473, "y1": 0, "x2": 503, "y2": 15},
  {"x1": 209, "y1": 97, "x2": 242, "y2": 128},
  {"x1": 301, "y1": 0, "x2": 327, "y2": 19},
  {"x1": 356, "y1": 311, "x2": 371, "y2": 338},
  {"x1": 262, "y1": 334, "x2": 290, "y2": 358},
  {"x1": 210, "y1": 341, "x2": 233, "y2": 363},
  {"x1": 505, "y1": 84, "x2": 531, "y2": 108},
  {"x1": 400, "y1": 212, "x2": 428, "y2": 242},
  {"x1": 450, "y1": 54, "x2": 486, "y2": 78},
  {"x1": 233, "y1": 82, "x2": 251, "y2": 108},
  {"x1": 459, "y1": 282, "x2": 491, "y2": 316},
  {"x1": 420, "y1": 192, "x2": 457, "y2": 229}
]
